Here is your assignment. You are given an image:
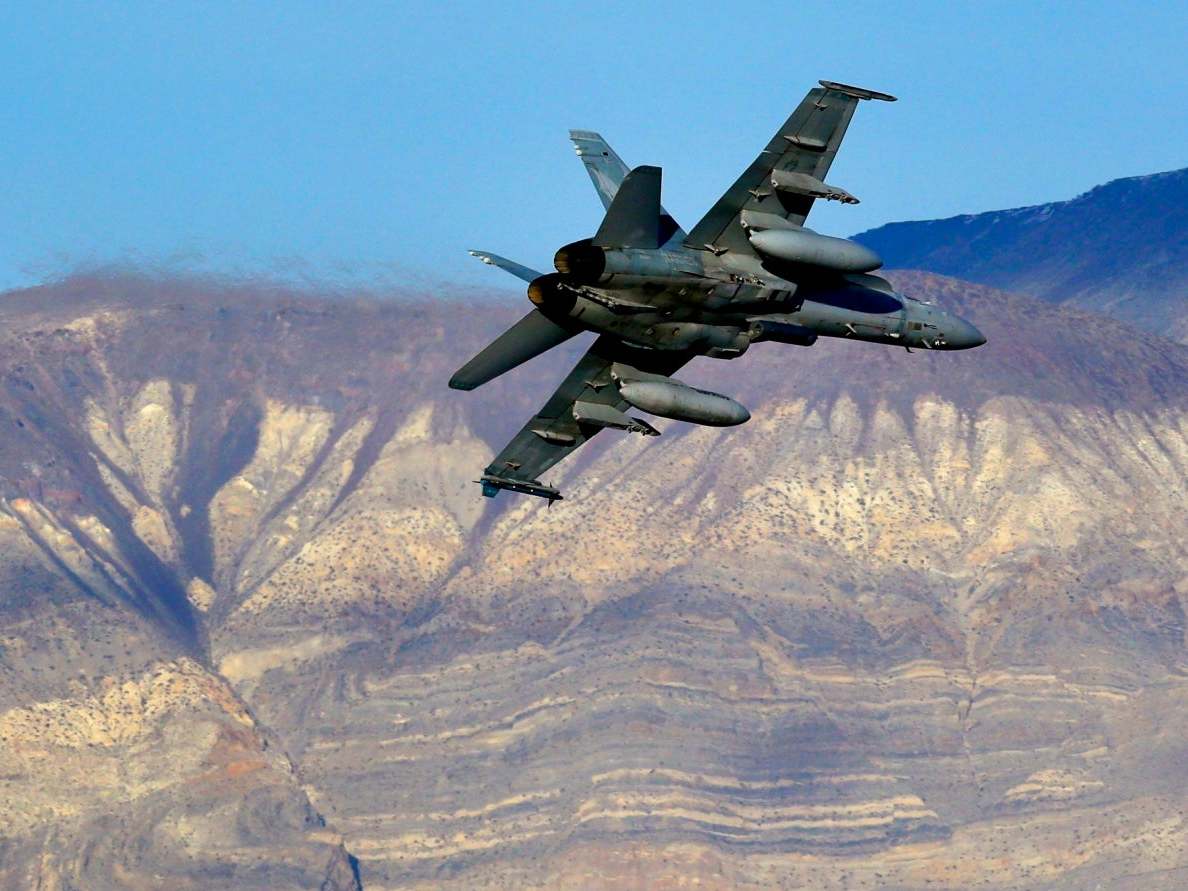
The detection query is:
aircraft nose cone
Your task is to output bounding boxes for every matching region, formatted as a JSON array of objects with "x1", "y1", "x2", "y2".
[{"x1": 946, "y1": 317, "x2": 986, "y2": 350}]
